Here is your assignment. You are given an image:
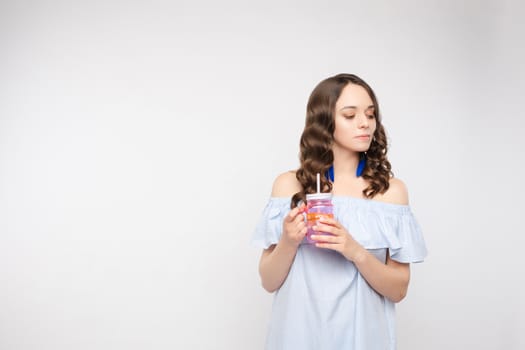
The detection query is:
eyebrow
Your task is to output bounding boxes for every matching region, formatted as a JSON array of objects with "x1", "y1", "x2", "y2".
[{"x1": 339, "y1": 105, "x2": 375, "y2": 111}]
